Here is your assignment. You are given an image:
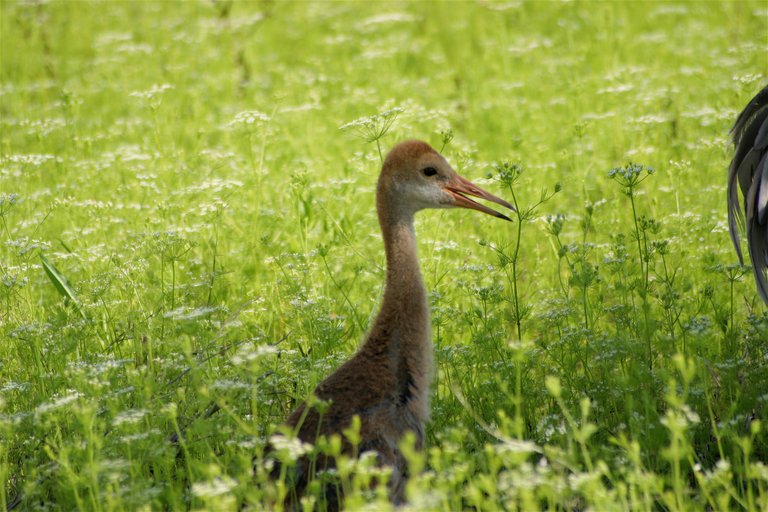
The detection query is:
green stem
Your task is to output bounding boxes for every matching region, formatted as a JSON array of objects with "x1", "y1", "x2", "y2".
[
  {"x1": 319, "y1": 251, "x2": 365, "y2": 332},
  {"x1": 160, "y1": 251, "x2": 166, "y2": 341},
  {"x1": 629, "y1": 192, "x2": 645, "y2": 290},
  {"x1": 628, "y1": 190, "x2": 653, "y2": 370},
  {"x1": 171, "y1": 258, "x2": 176, "y2": 311},
  {"x1": 510, "y1": 188, "x2": 523, "y2": 341}
]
